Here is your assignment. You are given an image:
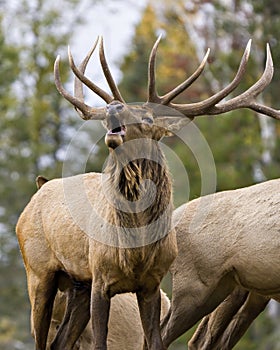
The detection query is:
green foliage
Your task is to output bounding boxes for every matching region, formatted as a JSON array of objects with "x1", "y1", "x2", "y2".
[
  {"x1": 0, "y1": 0, "x2": 82, "y2": 261},
  {"x1": 118, "y1": 4, "x2": 159, "y2": 102},
  {"x1": 0, "y1": 0, "x2": 88, "y2": 346}
]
